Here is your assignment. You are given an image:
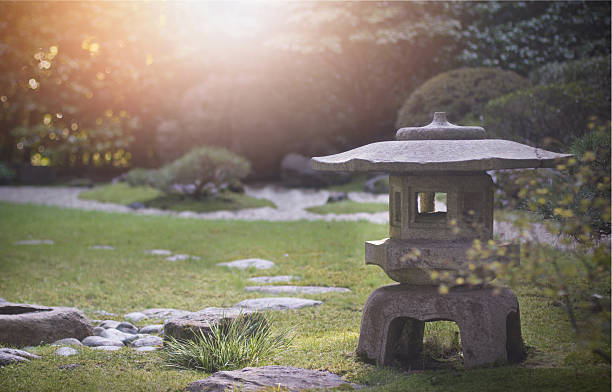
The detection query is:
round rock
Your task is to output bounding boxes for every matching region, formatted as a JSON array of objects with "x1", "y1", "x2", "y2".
[
  {"x1": 52, "y1": 338, "x2": 83, "y2": 346},
  {"x1": 81, "y1": 336, "x2": 124, "y2": 347},
  {"x1": 139, "y1": 324, "x2": 163, "y2": 334},
  {"x1": 130, "y1": 336, "x2": 163, "y2": 347},
  {"x1": 55, "y1": 346, "x2": 78, "y2": 357}
]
